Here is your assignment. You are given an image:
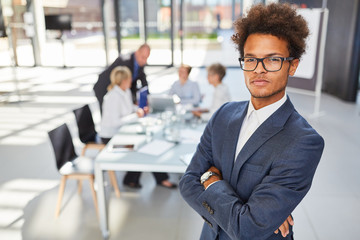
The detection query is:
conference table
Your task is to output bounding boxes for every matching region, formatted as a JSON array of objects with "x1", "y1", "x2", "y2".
[{"x1": 94, "y1": 113, "x2": 205, "y2": 239}]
